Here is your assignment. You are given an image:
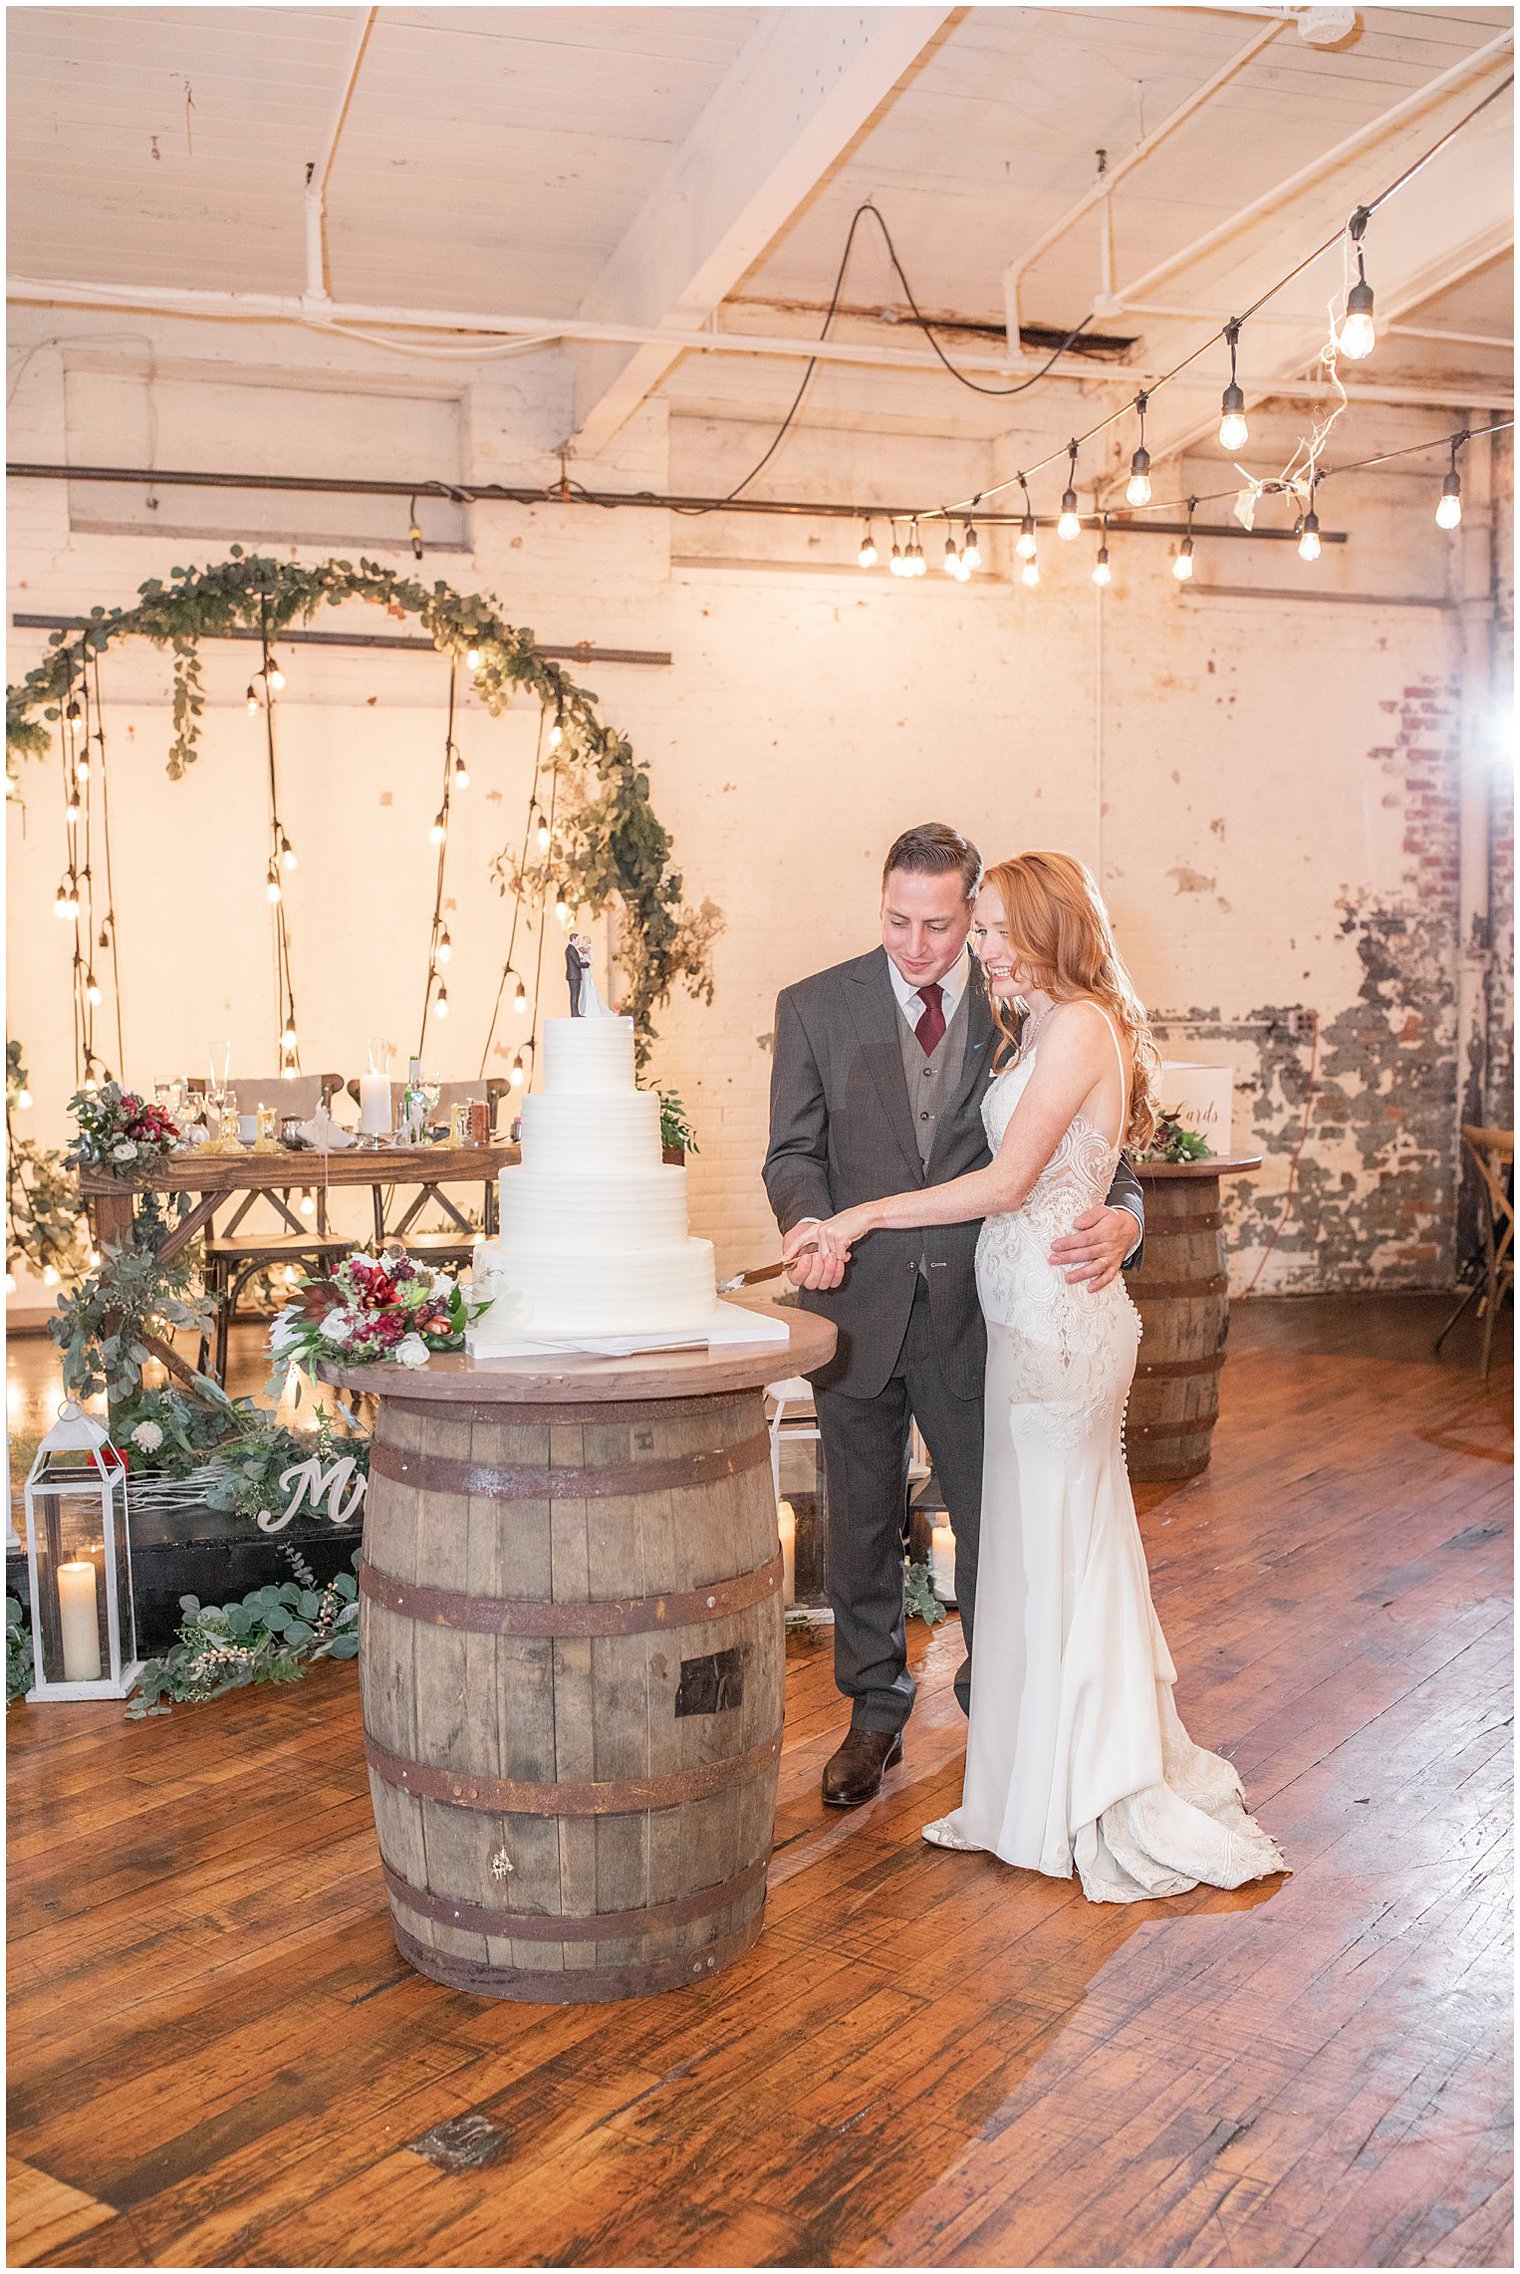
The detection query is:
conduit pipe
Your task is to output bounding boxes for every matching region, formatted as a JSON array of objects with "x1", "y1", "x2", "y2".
[
  {"x1": 7, "y1": 278, "x2": 1510, "y2": 410},
  {"x1": 1002, "y1": 17, "x2": 1288, "y2": 348},
  {"x1": 1103, "y1": 31, "x2": 1513, "y2": 317},
  {"x1": 303, "y1": 7, "x2": 378, "y2": 310}
]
